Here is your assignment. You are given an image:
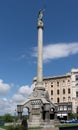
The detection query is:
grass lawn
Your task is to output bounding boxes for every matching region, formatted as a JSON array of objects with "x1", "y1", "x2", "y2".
[
  {"x1": 0, "y1": 125, "x2": 8, "y2": 129},
  {"x1": 0, "y1": 125, "x2": 41, "y2": 130},
  {"x1": 56, "y1": 123, "x2": 78, "y2": 128}
]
